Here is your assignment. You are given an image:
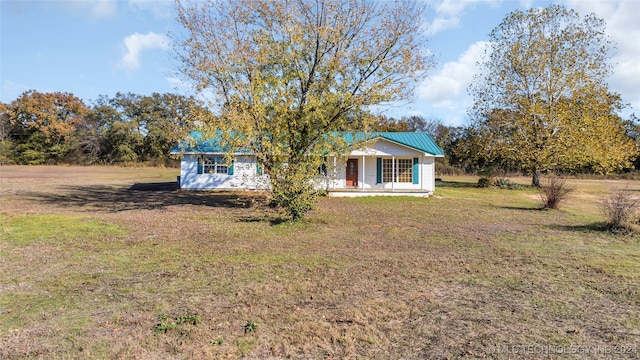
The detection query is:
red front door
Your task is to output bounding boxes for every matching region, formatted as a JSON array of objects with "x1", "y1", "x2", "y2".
[{"x1": 346, "y1": 158, "x2": 358, "y2": 187}]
